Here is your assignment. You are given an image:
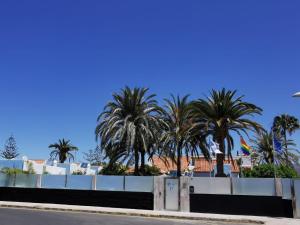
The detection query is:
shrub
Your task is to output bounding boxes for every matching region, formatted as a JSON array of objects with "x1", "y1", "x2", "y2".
[
  {"x1": 99, "y1": 163, "x2": 127, "y2": 175},
  {"x1": 72, "y1": 170, "x2": 85, "y2": 175},
  {"x1": 242, "y1": 164, "x2": 298, "y2": 178},
  {"x1": 142, "y1": 165, "x2": 161, "y2": 176},
  {"x1": 0, "y1": 167, "x2": 35, "y2": 175}
]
